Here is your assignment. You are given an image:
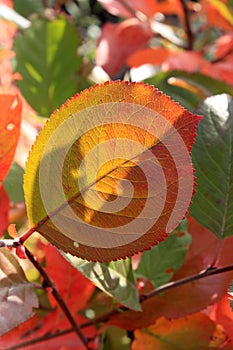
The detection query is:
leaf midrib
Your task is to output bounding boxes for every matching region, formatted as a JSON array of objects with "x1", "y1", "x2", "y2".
[{"x1": 32, "y1": 116, "x2": 195, "y2": 233}]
